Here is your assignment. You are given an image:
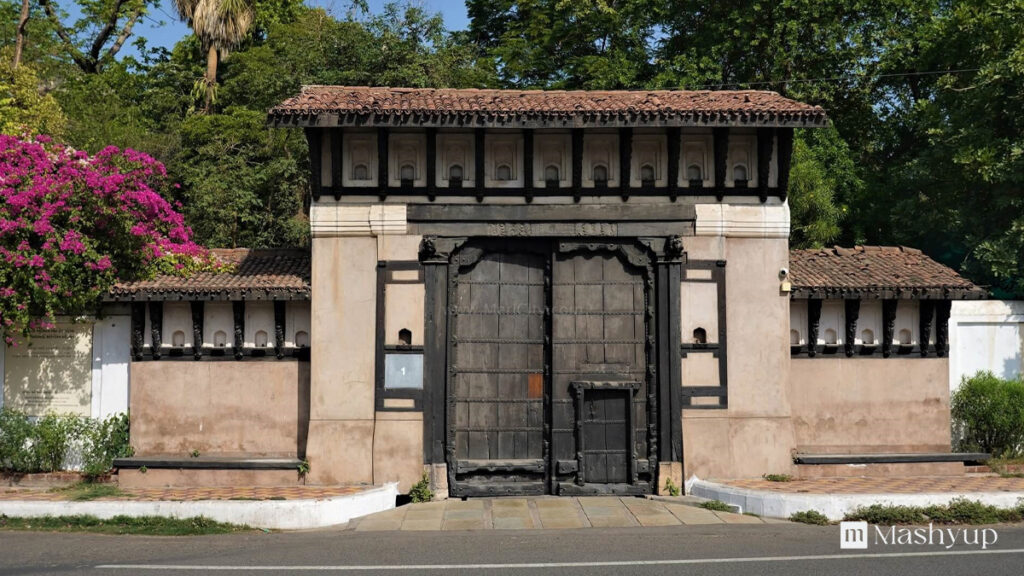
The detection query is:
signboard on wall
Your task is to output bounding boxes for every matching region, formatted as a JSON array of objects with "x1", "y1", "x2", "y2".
[{"x1": 3, "y1": 323, "x2": 93, "y2": 416}]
